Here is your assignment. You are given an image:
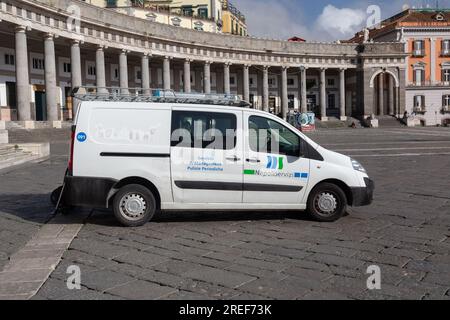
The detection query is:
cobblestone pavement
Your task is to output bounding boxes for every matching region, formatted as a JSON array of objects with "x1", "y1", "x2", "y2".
[
  {"x1": 2, "y1": 128, "x2": 450, "y2": 300},
  {"x1": 0, "y1": 143, "x2": 69, "y2": 271}
]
